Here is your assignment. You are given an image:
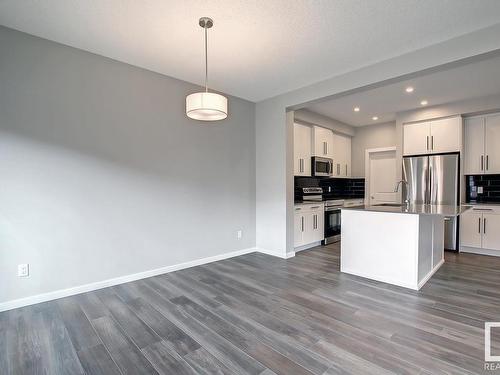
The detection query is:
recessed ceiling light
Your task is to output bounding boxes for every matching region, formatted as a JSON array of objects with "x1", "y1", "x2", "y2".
[
  {"x1": 354, "y1": 107, "x2": 360, "y2": 112},
  {"x1": 420, "y1": 100, "x2": 428, "y2": 106},
  {"x1": 372, "y1": 116, "x2": 378, "y2": 121},
  {"x1": 405, "y1": 86, "x2": 414, "y2": 93}
]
